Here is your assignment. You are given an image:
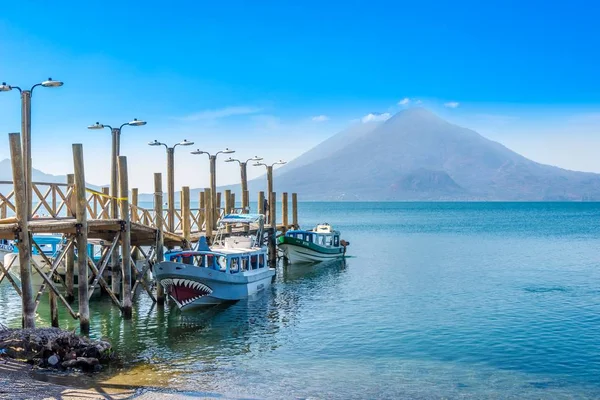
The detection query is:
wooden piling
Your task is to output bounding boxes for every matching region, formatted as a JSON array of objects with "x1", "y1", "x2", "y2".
[
  {"x1": 49, "y1": 290, "x2": 59, "y2": 328},
  {"x1": 231, "y1": 192, "x2": 236, "y2": 211},
  {"x1": 118, "y1": 156, "x2": 132, "y2": 319},
  {"x1": 110, "y1": 185, "x2": 121, "y2": 296},
  {"x1": 282, "y1": 192, "x2": 289, "y2": 231},
  {"x1": 268, "y1": 191, "x2": 277, "y2": 267},
  {"x1": 65, "y1": 174, "x2": 75, "y2": 303},
  {"x1": 242, "y1": 190, "x2": 249, "y2": 213},
  {"x1": 204, "y1": 188, "x2": 213, "y2": 243},
  {"x1": 9, "y1": 133, "x2": 35, "y2": 329},
  {"x1": 224, "y1": 189, "x2": 232, "y2": 233},
  {"x1": 199, "y1": 191, "x2": 206, "y2": 229},
  {"x1": 182, "y1": 186, "x2": 191, "y2": 245},
  {"x1": 216, "y1": 192, "x2": 222, "y2": 225},
  {"x1": 131, "y1": 188, "x2": 139, "y2": 223},
  {"x1": 258, "y1": 191, "x2": 265, "y2": 217},
  {"x1": 154, "y1": 173, "x2": 165, "y2": 305},
  {"x1": 292, "y1": 193, "x2": 298, "y2": 228},
  {"x1": 73, "y1": 143, "x2": 90, "y2": 334}
]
